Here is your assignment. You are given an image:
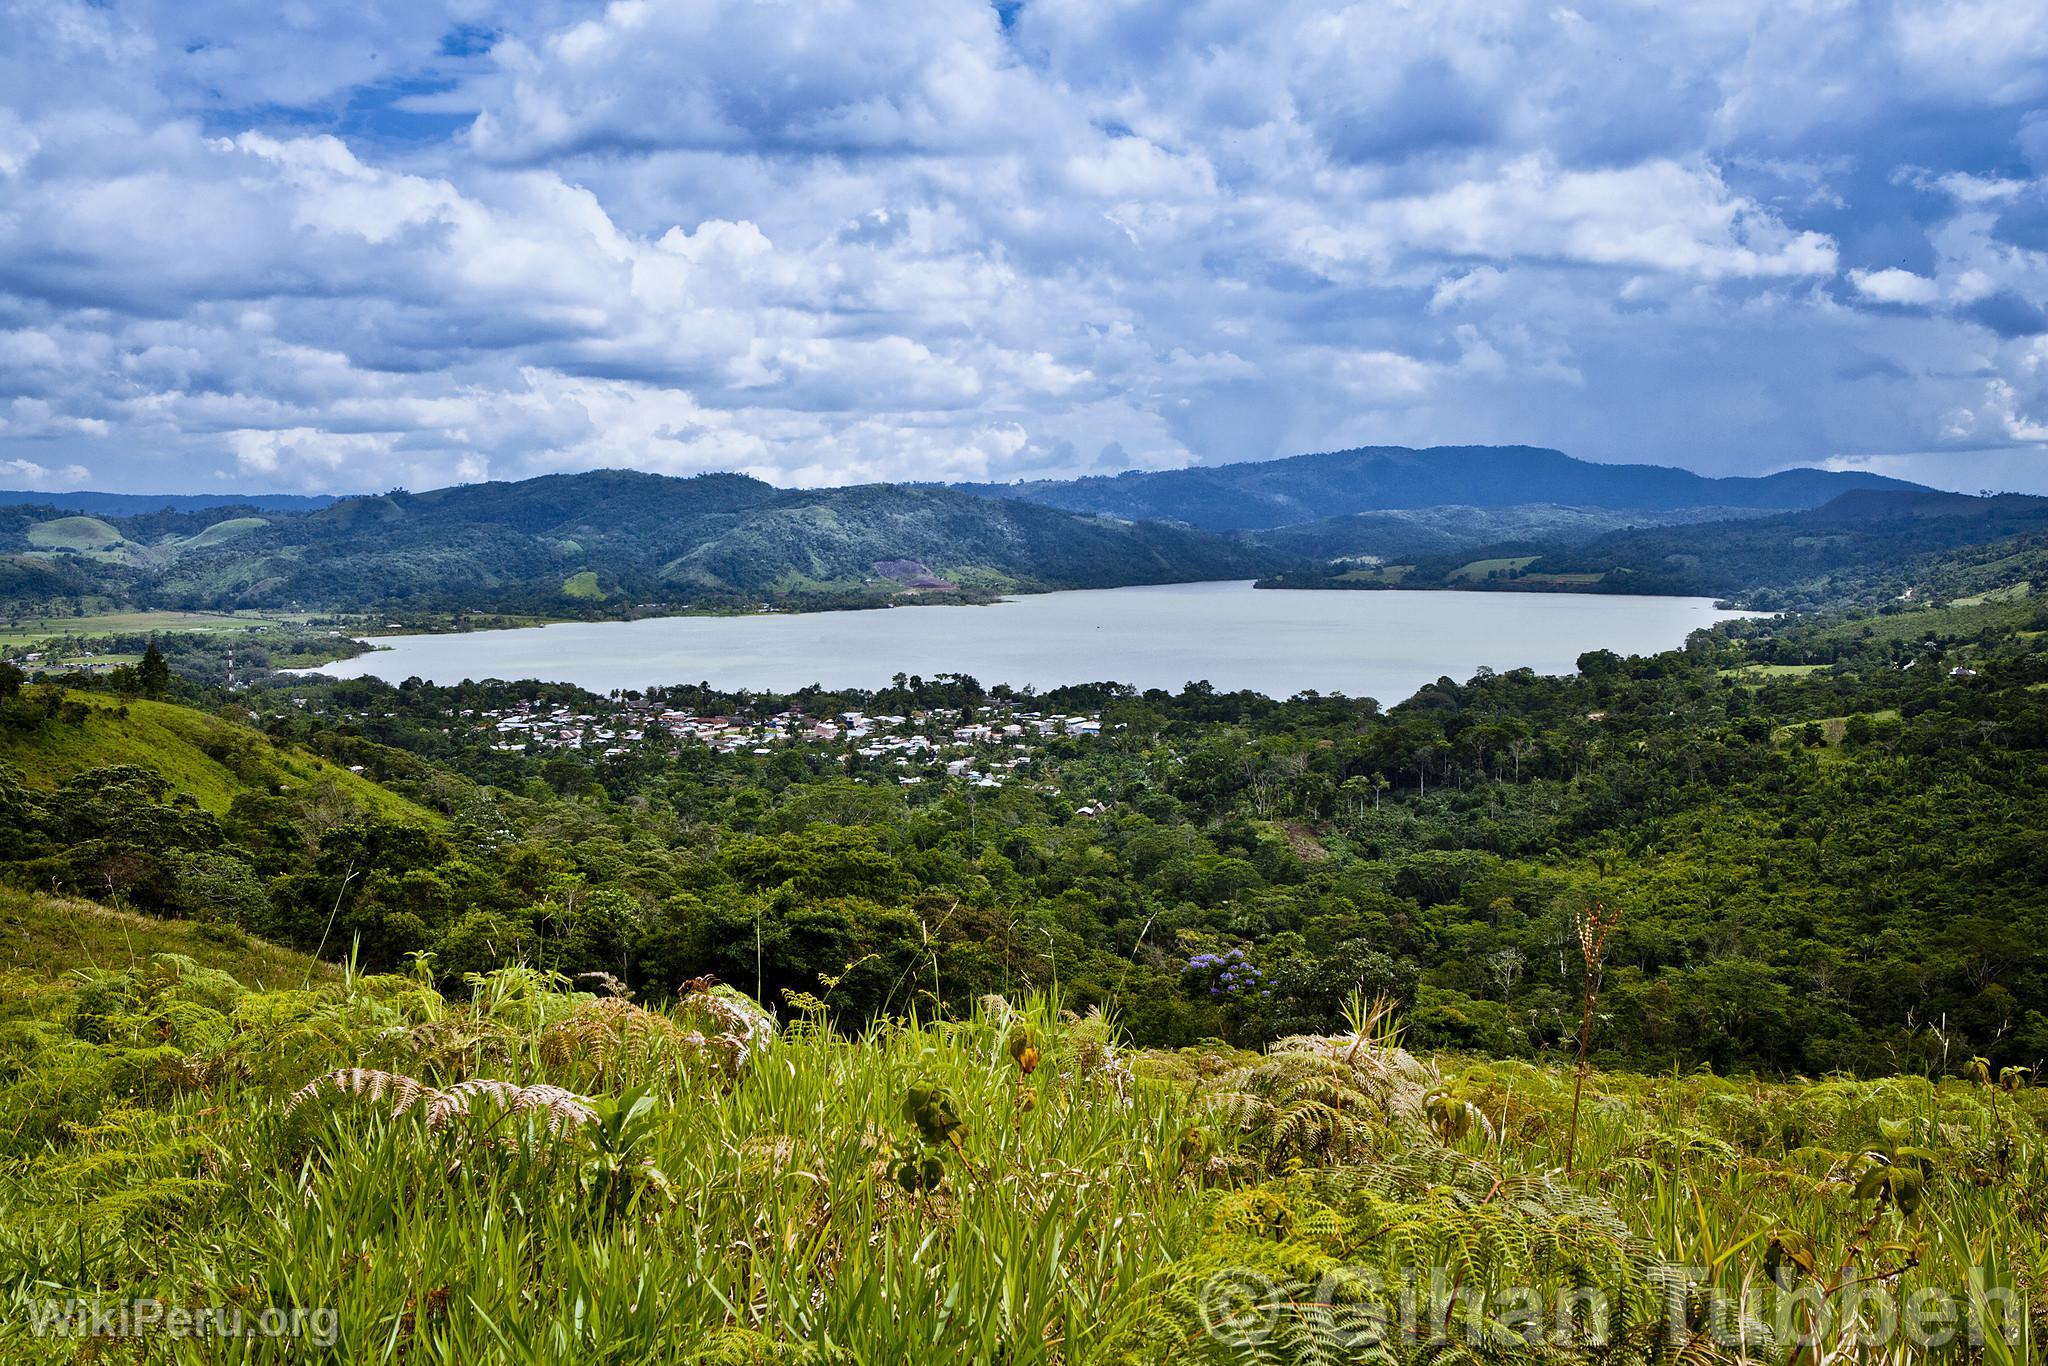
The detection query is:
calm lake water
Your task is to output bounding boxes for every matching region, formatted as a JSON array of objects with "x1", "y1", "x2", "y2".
[{"x1": 319, "y1": 581, "x2": 1745, "y2": 701}]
